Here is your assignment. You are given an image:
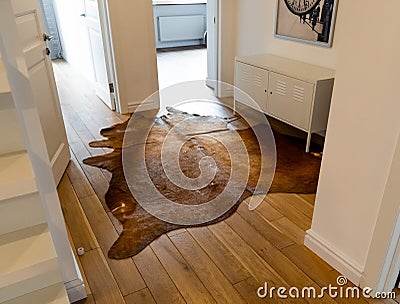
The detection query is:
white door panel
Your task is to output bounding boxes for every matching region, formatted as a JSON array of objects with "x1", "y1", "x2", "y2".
[
  {"x1": 11, "y1": 0, "x2": 70, "y2": 185},
  {"x1": 84, "y1": 0, "x2": 115, "y2": 110},
  {"x1": 29, "y1": 62, "x2": 64, "y2": 158}
]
